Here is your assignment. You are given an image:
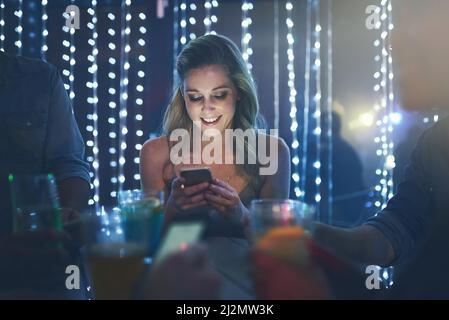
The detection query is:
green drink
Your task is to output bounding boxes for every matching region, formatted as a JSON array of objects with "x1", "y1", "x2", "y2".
[
  {"x1": 15, "y1": 205, "x2": 62, "y2": 232},
  {"x1": 118, "y1": 190, "x2": 164, "y2": 257},
  {"x1": 10, "y1": 174, "x2": 62, "y2": 232}
]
